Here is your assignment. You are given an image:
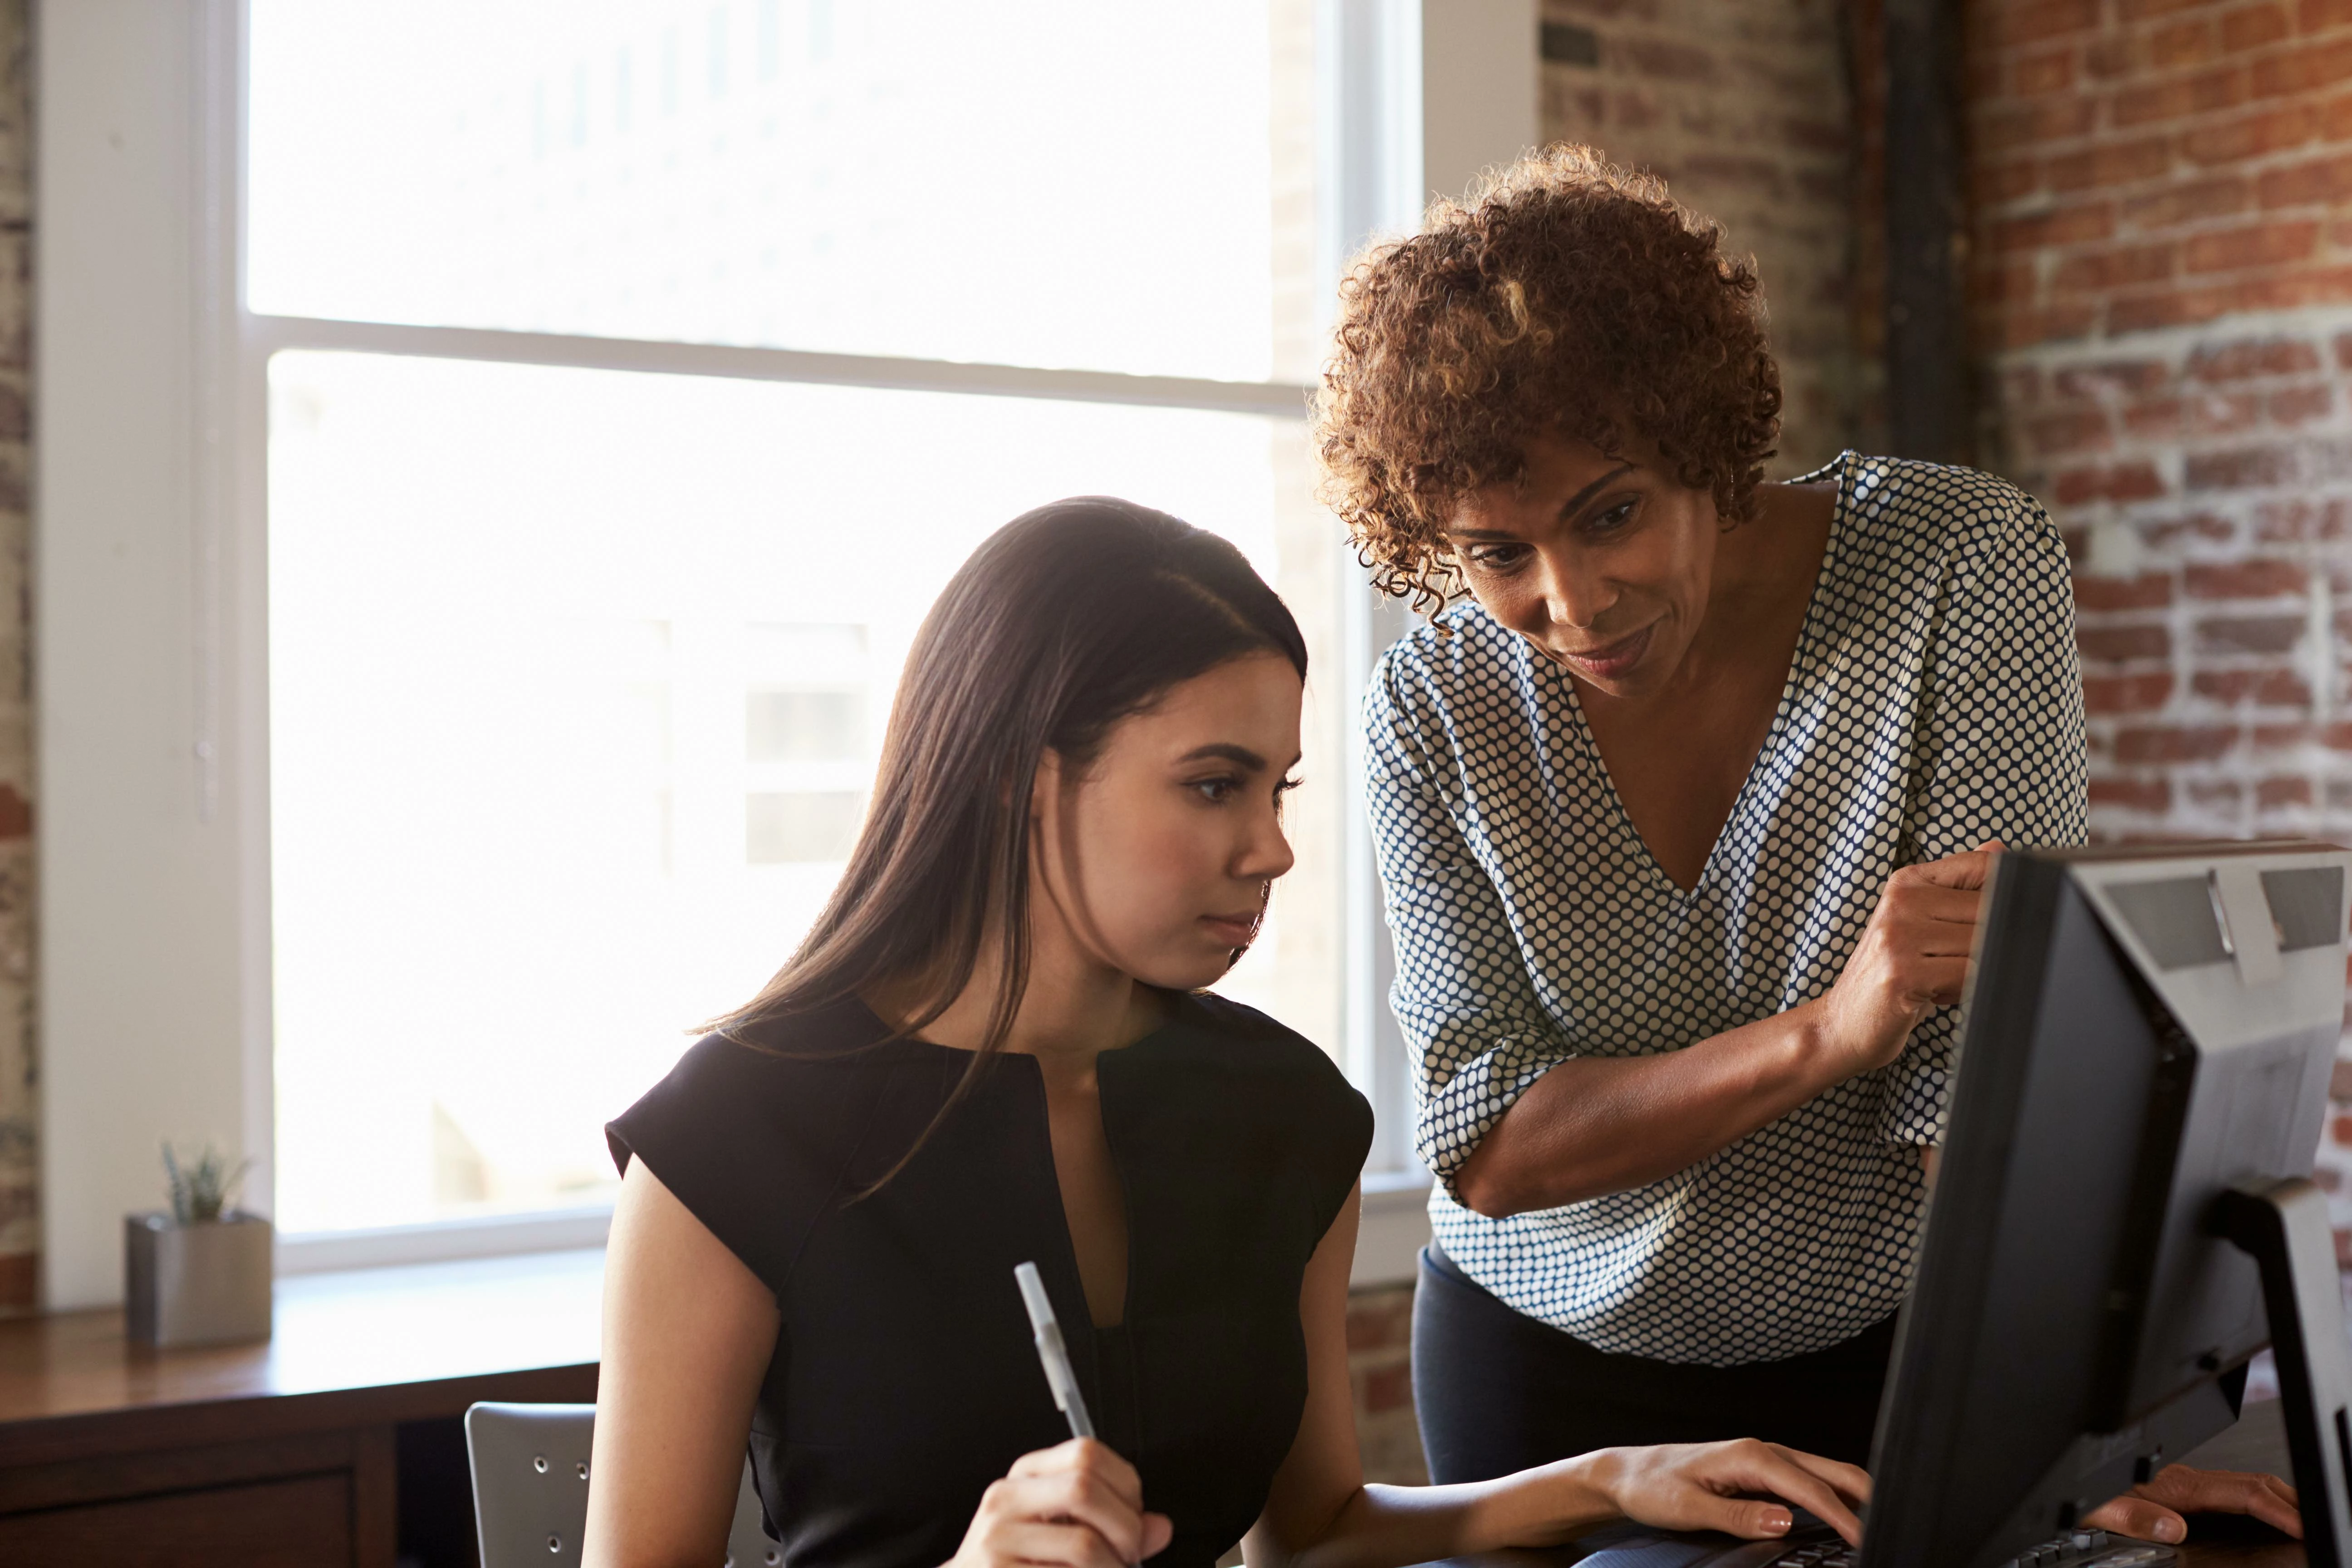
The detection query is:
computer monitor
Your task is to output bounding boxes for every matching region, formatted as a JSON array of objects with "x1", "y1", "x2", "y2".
[{"x1": 1862, "y1": 841, "x2": 2352, "y2": 1568}]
